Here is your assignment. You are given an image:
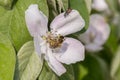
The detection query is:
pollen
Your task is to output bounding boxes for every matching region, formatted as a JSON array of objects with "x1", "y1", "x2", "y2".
[{"x1": 42, "y1": 32, "x2": 64, "y2": 49}]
